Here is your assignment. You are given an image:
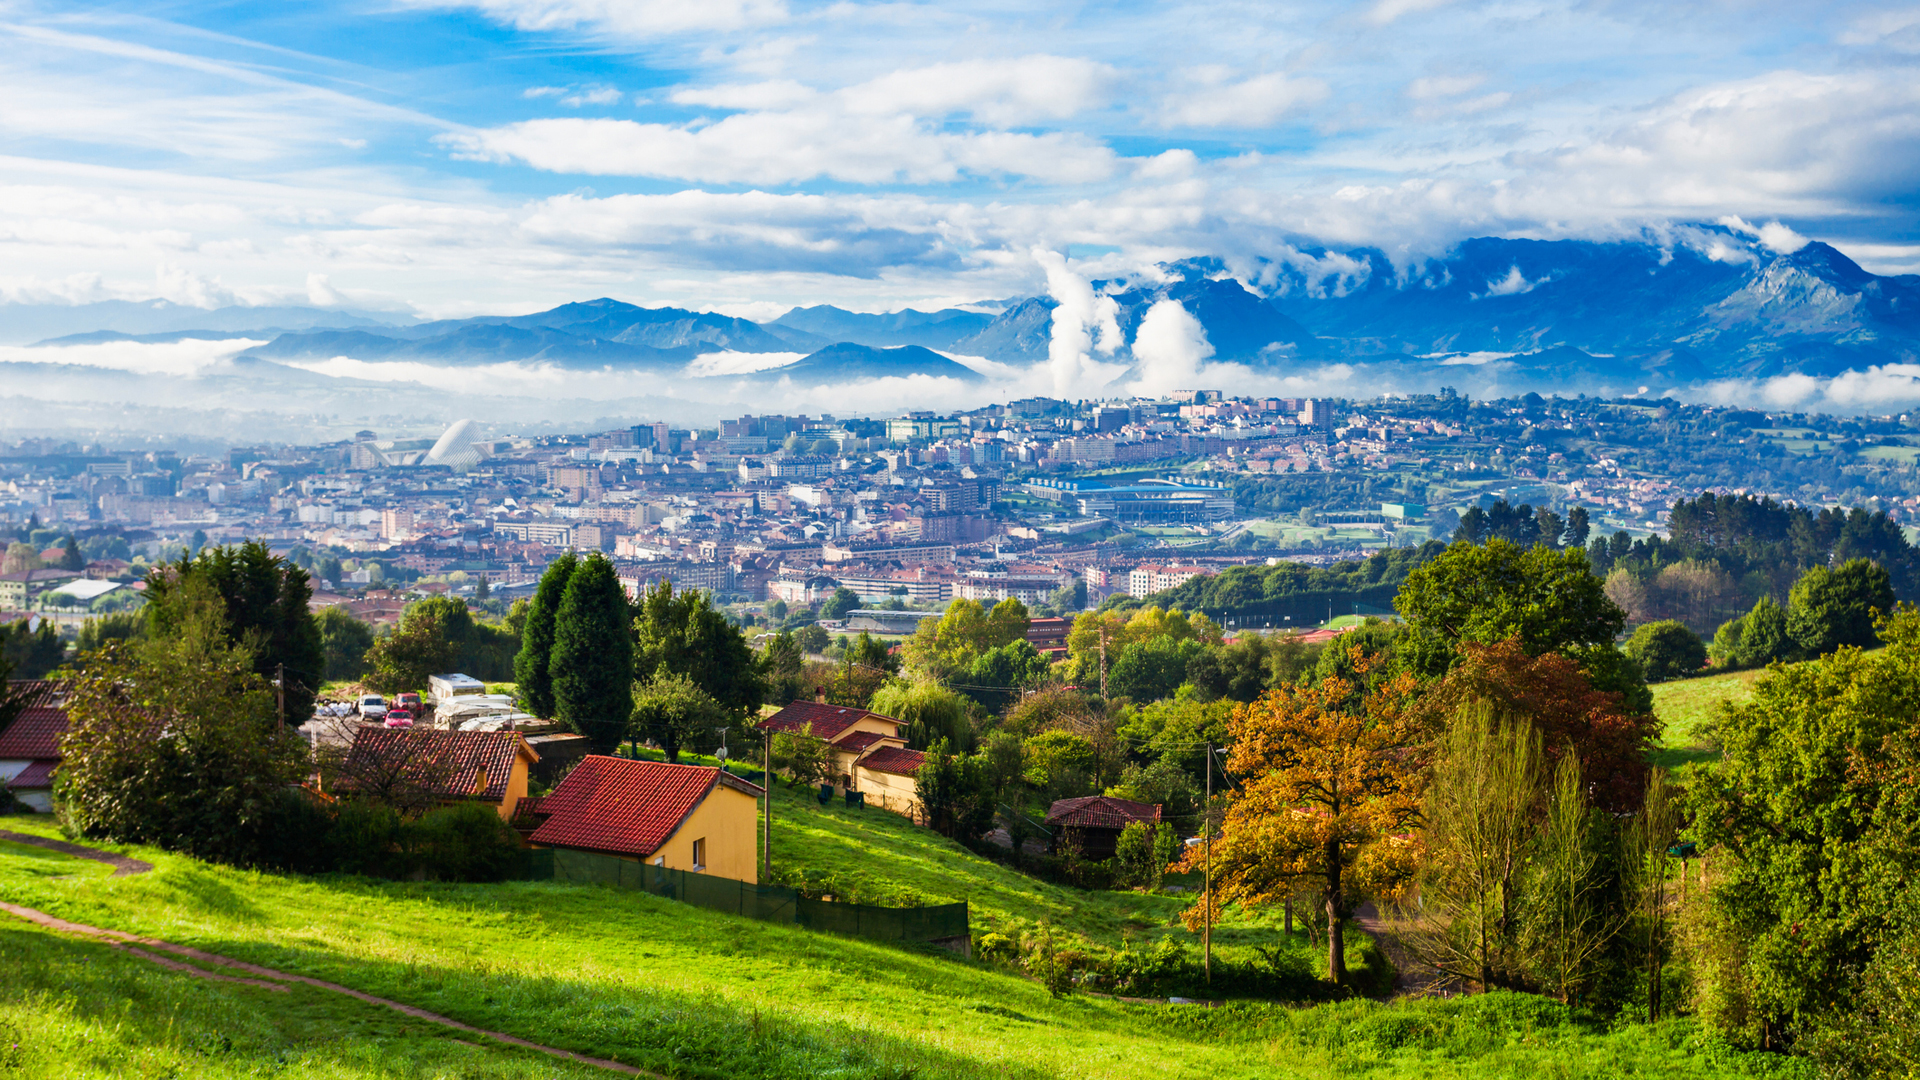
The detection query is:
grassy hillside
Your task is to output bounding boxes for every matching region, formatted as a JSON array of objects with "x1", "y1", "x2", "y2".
[
  {"x1": 1649, "y1": 666, "x2": 1766, "y2": 768},
  {"x1": 0, "y1": 816, "x2": 1809, "y2": 1080}
]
